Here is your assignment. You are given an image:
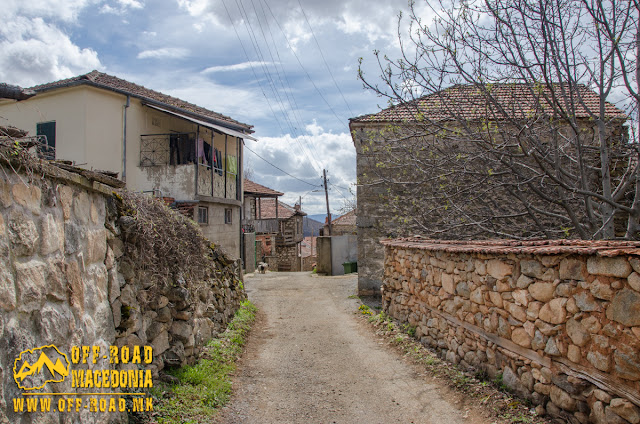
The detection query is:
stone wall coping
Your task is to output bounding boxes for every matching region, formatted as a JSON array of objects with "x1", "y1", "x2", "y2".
[{"x1": 380, "y1": 237, "x2": 640, "y2": 257}]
